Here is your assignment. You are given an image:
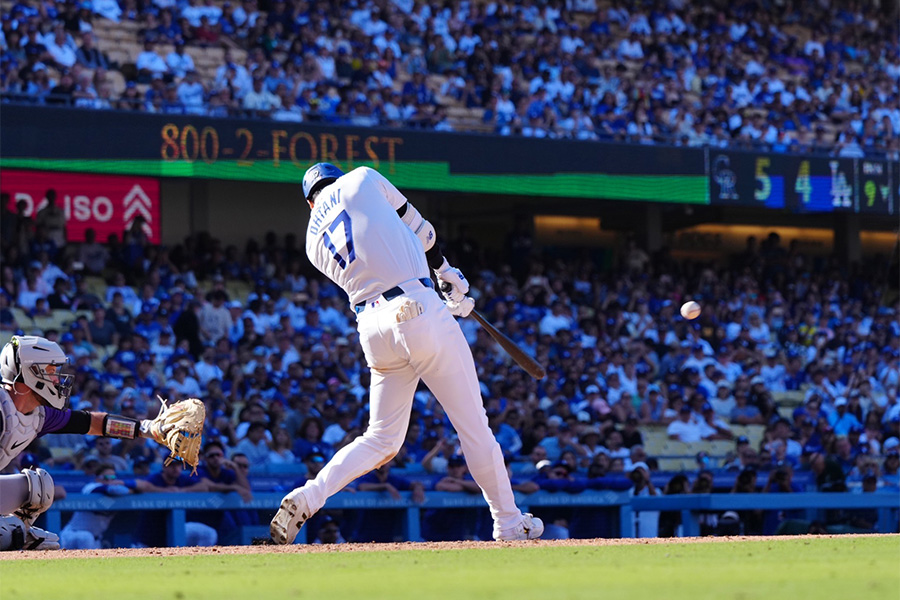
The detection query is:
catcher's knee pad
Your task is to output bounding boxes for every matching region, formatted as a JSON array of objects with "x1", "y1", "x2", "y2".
[{"x1": 15, "y1": 468, "x2": 54, "y2": 524}]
